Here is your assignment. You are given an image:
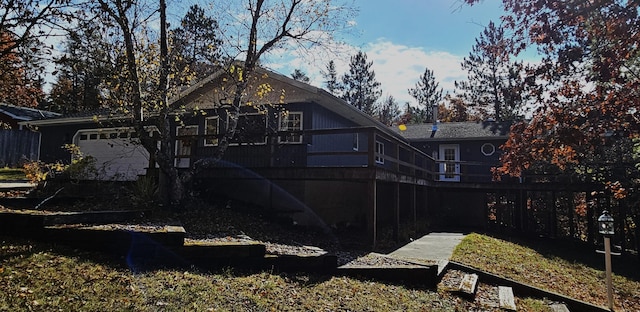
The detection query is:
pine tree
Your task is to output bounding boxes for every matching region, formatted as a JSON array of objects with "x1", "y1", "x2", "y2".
[
  {"x1": 455, "y1": 21, "x2": 526, "y2": 121},
  {"x1": 291, "y1": 68, "x2": 310, "y2": 83},
  {"x1": 341, "y1": 51, "x2": 381, "y2": 115},
  {"x1": 408, "y1": 67, "x2": 442, "y2": 122},
  {"x1": 377, "y1": 95, "x2": 400, "y2": 126},
  {"x1": 322, "y1": 60, "x2": 340, "y2": 95},
  {"x1": 171, "y1": 5, "x2": 222, "y2": 81},
  {"x1": 48, "y1": 19, "x2": 117, "y2": 113}
]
